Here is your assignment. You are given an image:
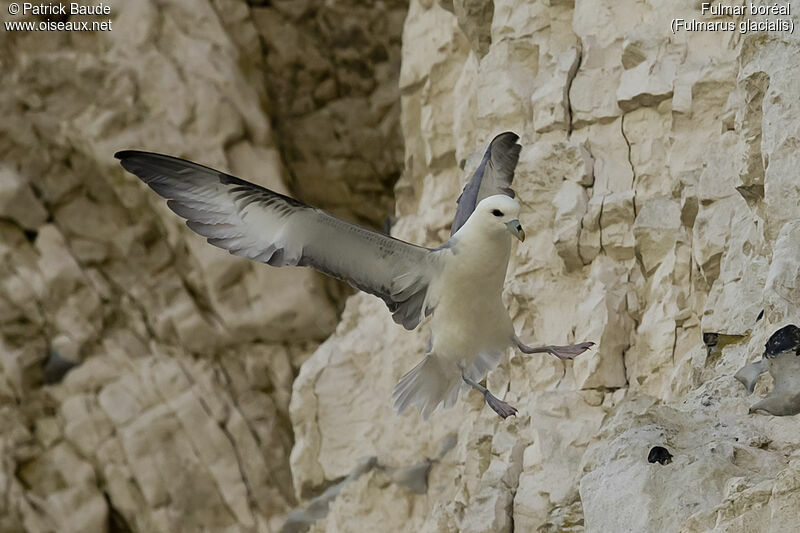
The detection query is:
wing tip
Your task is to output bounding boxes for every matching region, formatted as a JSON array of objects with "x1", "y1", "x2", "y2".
[
  {"x1": 114, "y1": 149, "x2": 141, "y2": 161},
  {"x1": 491, "y1": 131, "x2": 520, "y2": 145},
  {"x1": 115, "y1": 150, "x2": 184, "y2": 165},
  {"x1": 490, "y1": 132, "x2": 521, "y2": 154},
  {"x1": 488, "y1": 131, "x2": 521, "y2": 169}
]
